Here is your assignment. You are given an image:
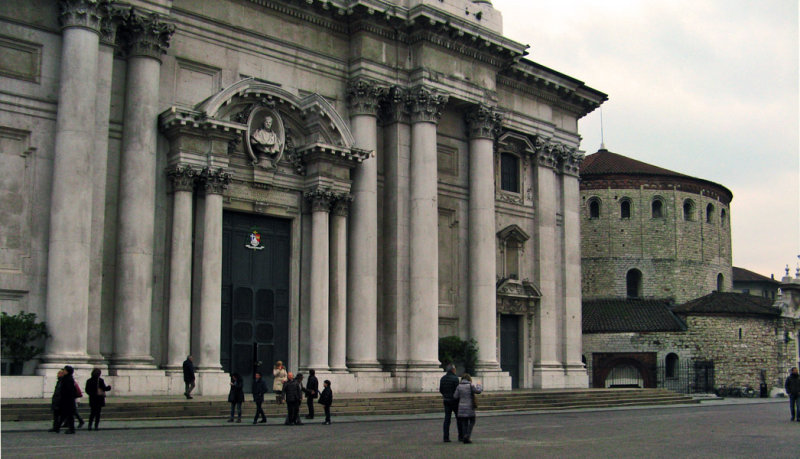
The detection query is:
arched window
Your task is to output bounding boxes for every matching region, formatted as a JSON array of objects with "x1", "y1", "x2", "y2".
[
  {"x1": 651, "y1": 199, "x2": 664, "y2": 218},
  {"x1": 706, "y1": 203, "x2": 714, "y2": 223},
  {"x1": 683, "y1": 199, "x2": 695, "y2": 221},
  {"x1": 720, "y1": 209, "x2": 727, "y2": 227},
  {"x1": 588, "y1": 198, "x2": 601, "y2": 219},
  {"x1": 665, "y1": 353, "x2": 679, "y2": 378},
  {"x1": 717, "y1": 273, "x2": 724, "y2": 292},
  {"x1": 626, "y1": 268, "x2": 642, "y2": 298},
  {"x1": 620, "y1": 199, "x2": 631, "y2": 219},
  {"x1": 500, "y1": 153, "x2": 519, "y2": 193}
]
